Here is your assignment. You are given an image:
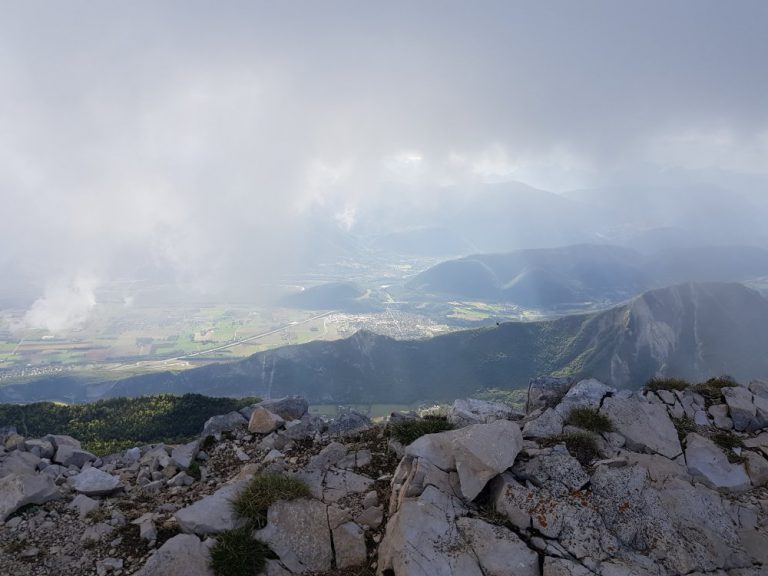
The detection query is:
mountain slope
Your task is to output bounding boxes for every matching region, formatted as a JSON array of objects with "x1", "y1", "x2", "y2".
[
  {"x1": 407, "y1": 244, "x2": 768, "y2": 306},
  {"x1": 78, "y1": 282, "x2": 768, "y2": 404}
]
